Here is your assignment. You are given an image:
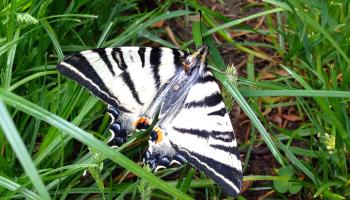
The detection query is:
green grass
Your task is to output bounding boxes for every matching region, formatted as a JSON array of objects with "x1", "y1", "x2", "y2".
[{"x1": 0, "y1": 0, "x2": 349, "y2": 199}]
